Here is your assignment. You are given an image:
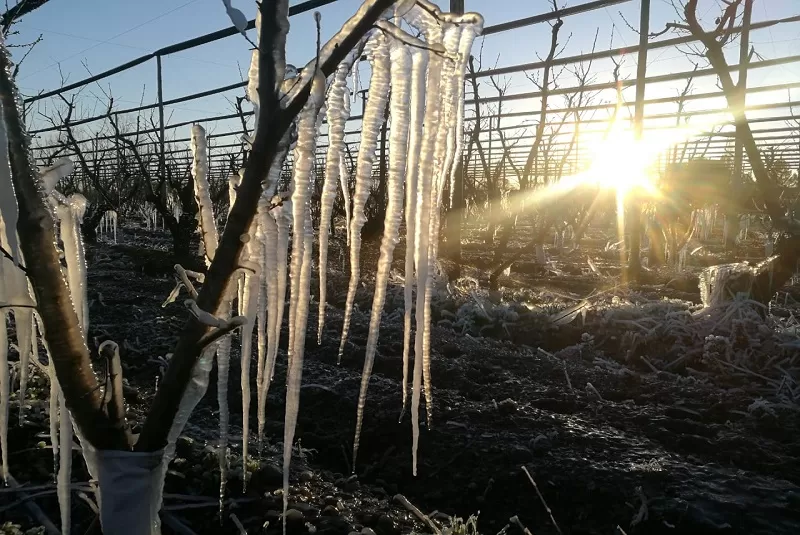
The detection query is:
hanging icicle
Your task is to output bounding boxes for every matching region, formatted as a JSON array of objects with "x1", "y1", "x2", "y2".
[
  {"x1": 353, "y1": 34, "x2": 413, "y2": 468},
  {"x1": 400, "y1": 45, "x2": 428, "y2": 422},
  {"x1": 283, "y1": 70, "x2": 326, "y2": 529},
  {"x1": 338, "y1": 31, "x2": 390, "y2": 363},
  {"x1": 255, "y1": 197, "x2": 276, "y2": 449},
  {"x1": 238, "y1": 217, "x2": 260, "y2": 492},
  {"x1": 317, "y1": 42, "x2": 364, "y2": 345}
]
